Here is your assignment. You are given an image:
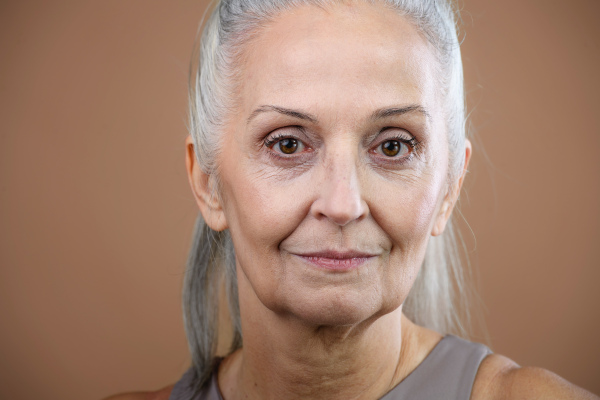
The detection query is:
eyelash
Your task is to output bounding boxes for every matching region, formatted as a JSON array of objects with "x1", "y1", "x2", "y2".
[
  {"x1": 263, "y1": 132, "x2": 298, "y2": 149},
  {"x1": 263, "y1": 130, "x2": 421, "y2": 164},
  {"x1": 372, "y1": 134, "x2": 422, "y2": 164}
]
